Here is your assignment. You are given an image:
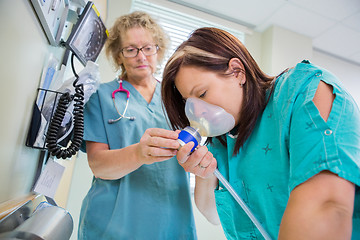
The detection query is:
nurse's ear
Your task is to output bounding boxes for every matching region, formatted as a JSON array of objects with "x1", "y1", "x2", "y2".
[{"x1": 117, "y1": 54, "x2": 123, "y2": 65}]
